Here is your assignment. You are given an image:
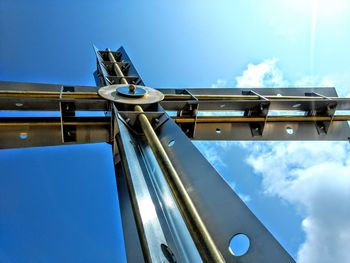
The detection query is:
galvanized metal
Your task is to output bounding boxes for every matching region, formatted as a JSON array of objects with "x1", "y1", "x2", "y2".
[
  {"x1": 0, "y1": 117, "x2": 110, "y2": 149},
  {"x1": 0, "y1": 113, "x2": 349, "y2": 149},
  {"x1": 114, "y1": 111, "x2": 202, "y2": 263},
  {"x1": 155, "y1": 115, "x2": 296, "y2": 263},
  {"x1": 135, "y1": 105, "x2": 225, "y2": 263}
]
